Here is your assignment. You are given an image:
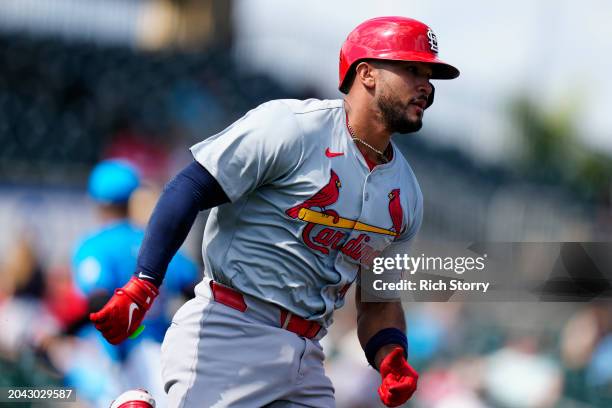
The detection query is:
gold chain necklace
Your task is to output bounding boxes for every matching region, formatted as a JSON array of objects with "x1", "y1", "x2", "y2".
[{"x1": 346, "y1": 121, "x2": 390, "y2": 164}]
